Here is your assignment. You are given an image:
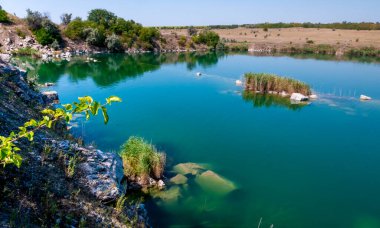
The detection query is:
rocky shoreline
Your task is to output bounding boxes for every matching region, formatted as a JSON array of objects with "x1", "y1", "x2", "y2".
[{"x1": 0, "y1": 60, "x2": 151, "y2": 227}]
